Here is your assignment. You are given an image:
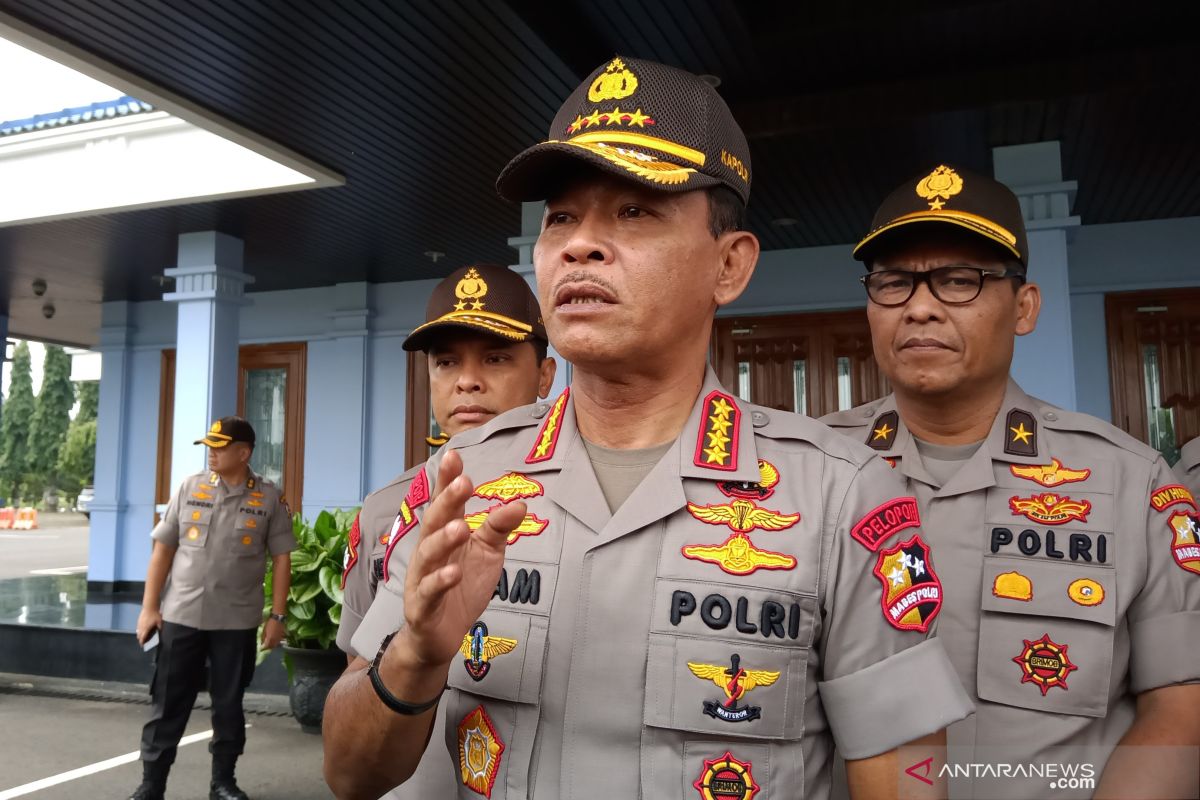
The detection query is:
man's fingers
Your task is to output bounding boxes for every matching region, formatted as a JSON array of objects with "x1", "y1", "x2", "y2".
[
  {"x1": 412, "y1": 518, "x2": 471, "y2": 576},
  {"x1": 432, "y1": 449, "x2": 463, "y2": 503},
  {"x1": 421, "y1": 471, "x2": 474, "y2": 539},
  {"x1": 475, "y1": 500, "x2": 528, "y2": 545}
]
